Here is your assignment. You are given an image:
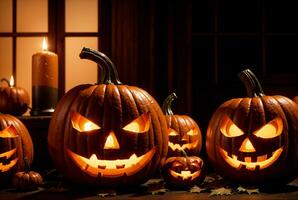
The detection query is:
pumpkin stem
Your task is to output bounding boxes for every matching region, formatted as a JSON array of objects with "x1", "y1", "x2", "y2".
[
  {"x1": 162, "y1": 93, "x2": 178, "y2": 115},
  {"x1": 1, "y1": 78, "x2": 10, "y2": 87},
  {"x1": 79, "y1": 47, "x2": 122, "y2": 85},
  {"x1": 238, "y1": 69, "x2": 264, "y2": 97}
]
